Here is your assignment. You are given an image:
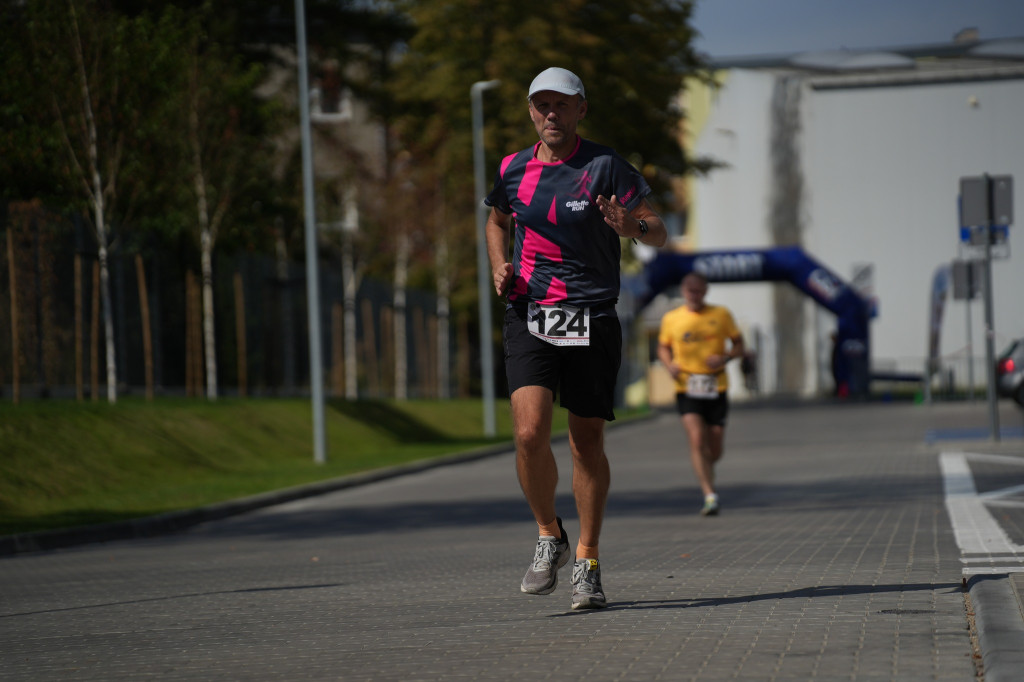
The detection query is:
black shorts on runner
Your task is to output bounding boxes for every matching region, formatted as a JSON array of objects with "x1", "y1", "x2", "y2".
[
  {"x1": 675, "y1": 392, "x2": 729, "y2": 426},
  {"x1": 503, "y1": 304, "x2": 621, "y2": 421}
]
